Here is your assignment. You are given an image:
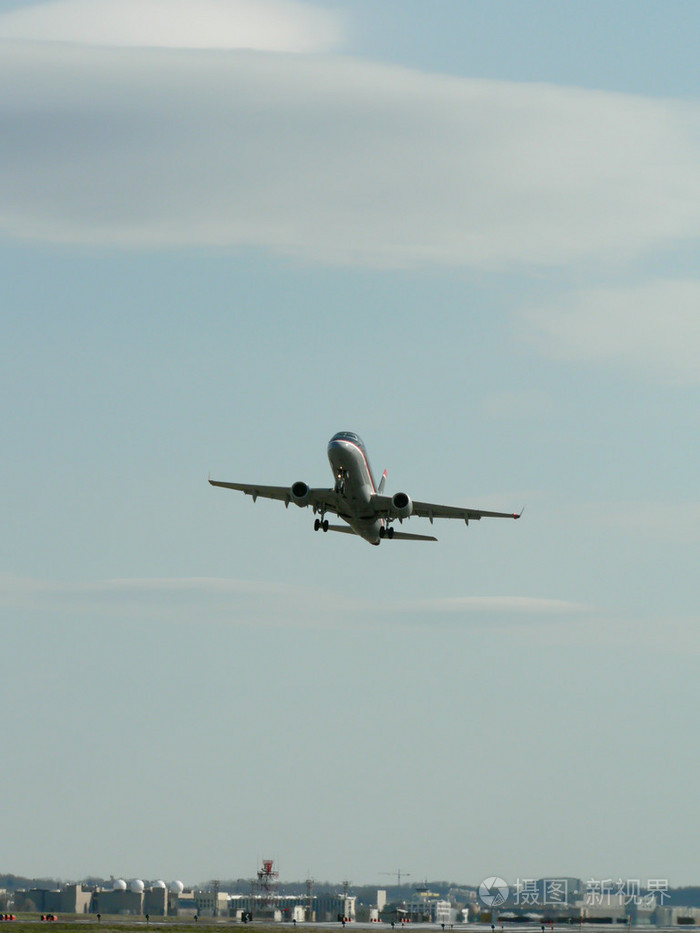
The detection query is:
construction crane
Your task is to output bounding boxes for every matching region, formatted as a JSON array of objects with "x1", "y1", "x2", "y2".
[{"x1": 380, "y1": 870, "x2": 411, "y2": 887}]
